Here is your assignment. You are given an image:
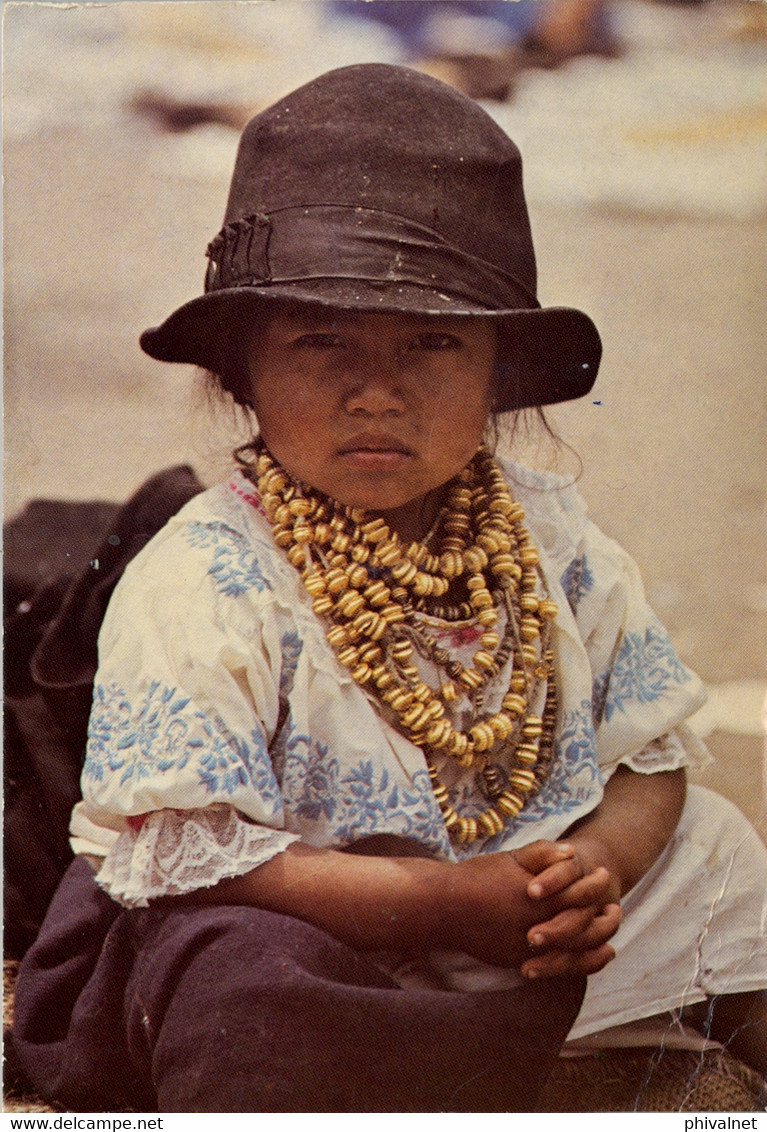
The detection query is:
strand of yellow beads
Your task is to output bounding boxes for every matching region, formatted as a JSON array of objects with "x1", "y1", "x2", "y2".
[{"x1": 243, "y1": 442, "x2": 559, "y2": 845}]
